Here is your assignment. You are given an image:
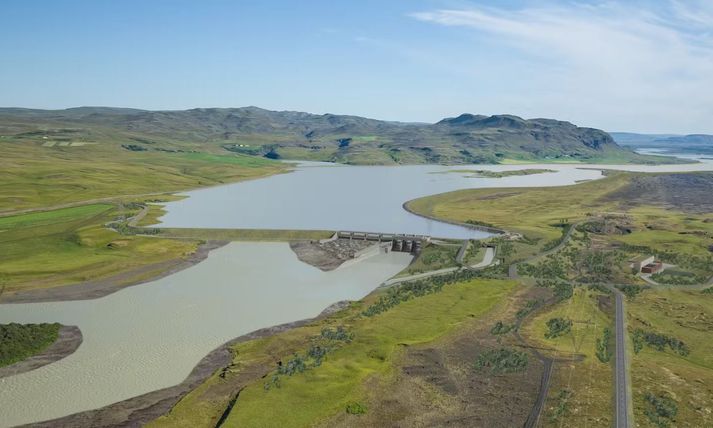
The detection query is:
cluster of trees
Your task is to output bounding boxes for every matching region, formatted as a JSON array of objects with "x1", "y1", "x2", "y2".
[
  {"x1": 362, "y1": 269, "x2": 482, "y2": 317},
  {"x1": 643, "y1": 392, "x2": 678, "y2": 428},
  {"x1": 264, "y1": 325, "x2": 354, "y2": 391},
  {"x1": 616, "y1": 284, "x2": 647, "y2": 299},
  {"x1": 595, "y1": 328, "x2": 613, "y2": 363},
  {"x1": 474, "y1": 348, "x2": 528, "y2": 374},
  {"x1": 0, "y1": 323, "x2": 60, "y2": 367},
  {"x1": 545, "y1": 318, "x2": 572, "y2": 339},
  {"x1": 632, "y1": 329, "x2": 690, "y2": 356}
]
